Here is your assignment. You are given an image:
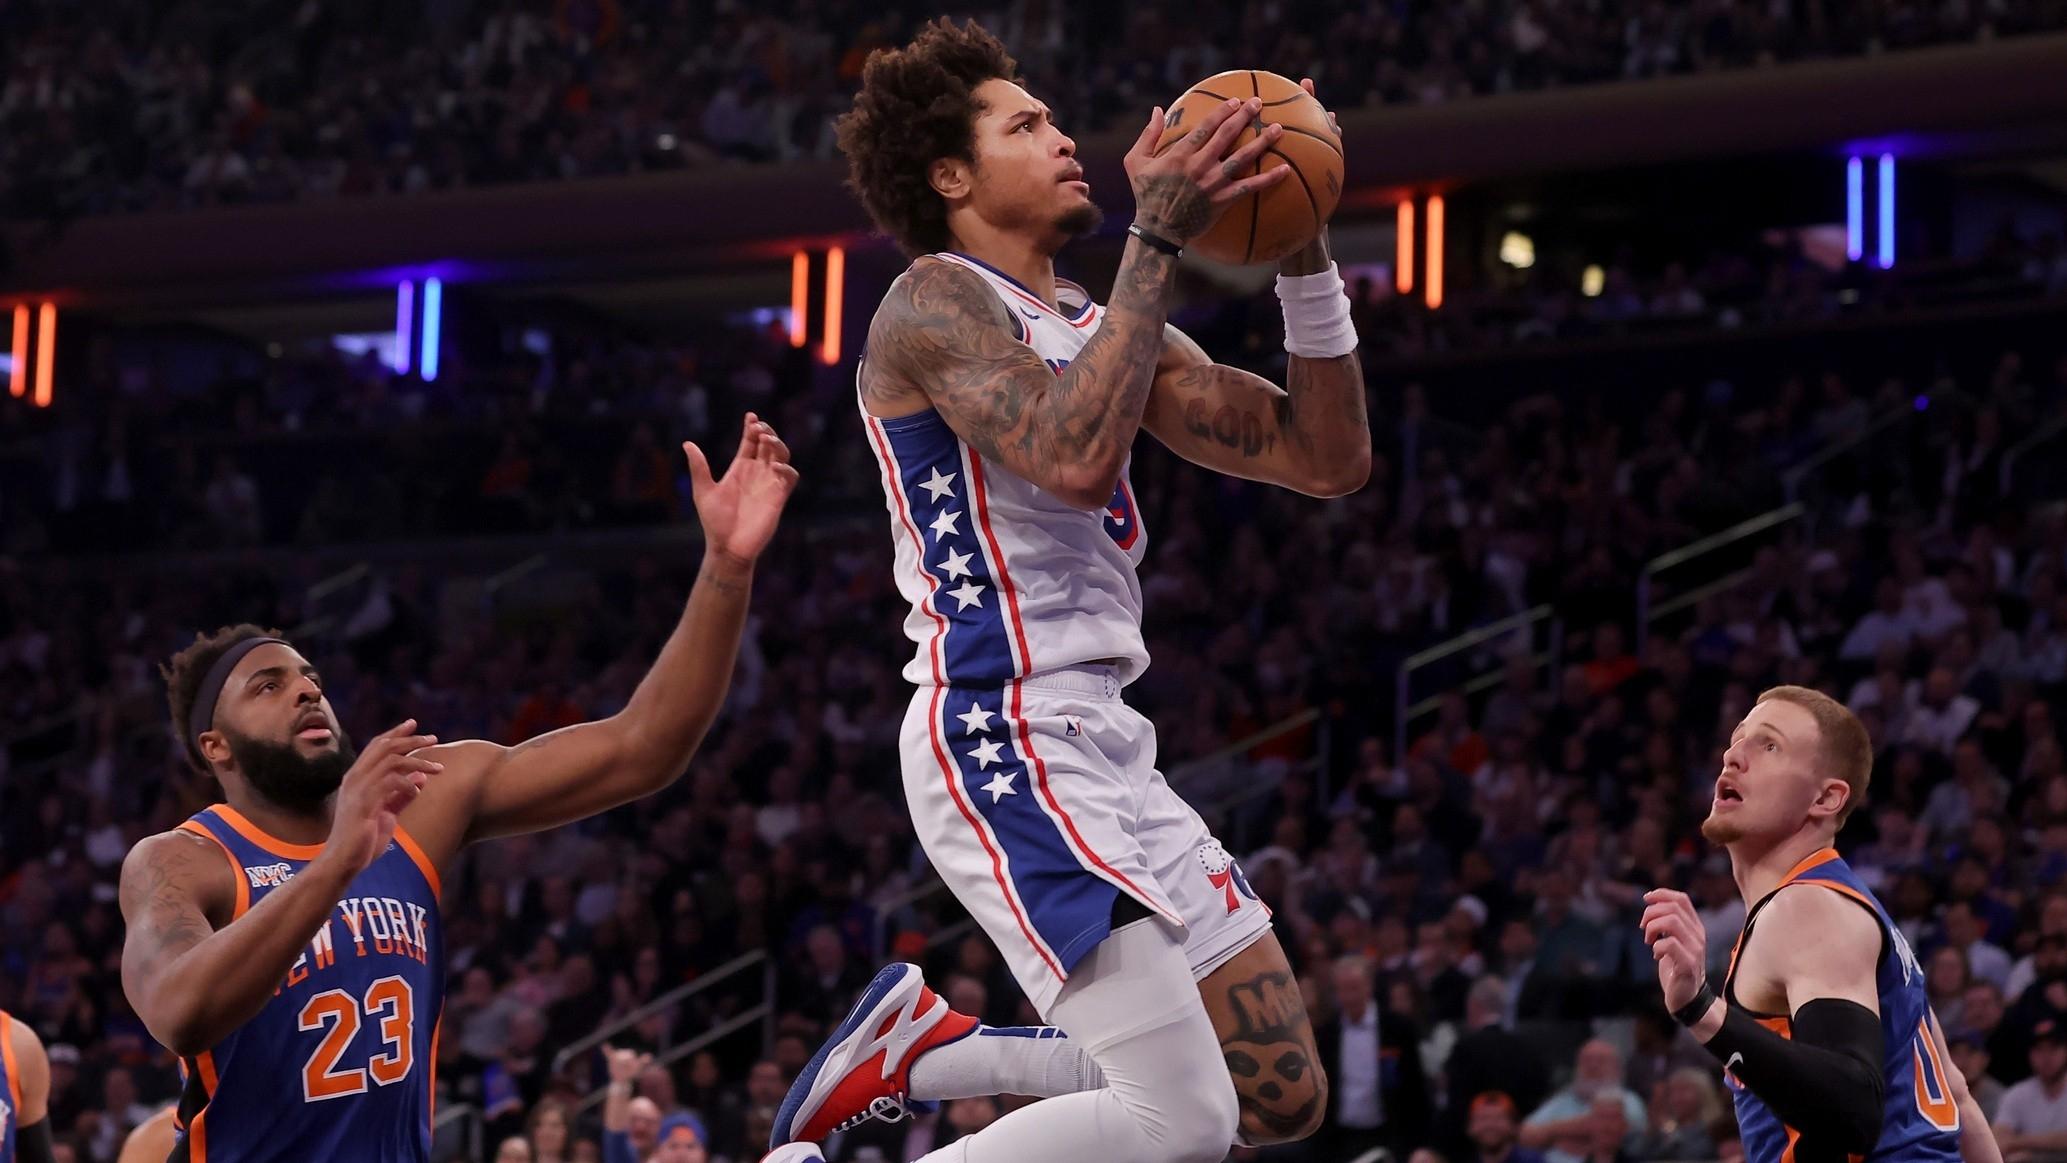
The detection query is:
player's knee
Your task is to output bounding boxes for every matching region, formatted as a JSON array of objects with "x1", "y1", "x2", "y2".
[
  {"x1": 1154, "y1": 1074, "x2": 1241, "y2": 1163},
  {"x1": 1232, "y1": 1056, "x2": 1327, "y2": 1145}
]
